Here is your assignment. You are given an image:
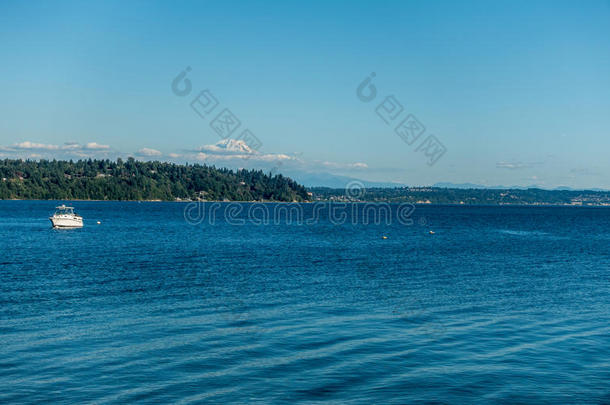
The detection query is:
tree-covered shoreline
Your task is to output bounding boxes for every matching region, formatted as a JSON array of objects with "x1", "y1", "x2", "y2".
[
  {"x1": 4, "y1": 158, "x2": 610, "y2": 206},
  {"x1": 0, "y1": 159, "x2": 310, "y2": 202}
]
